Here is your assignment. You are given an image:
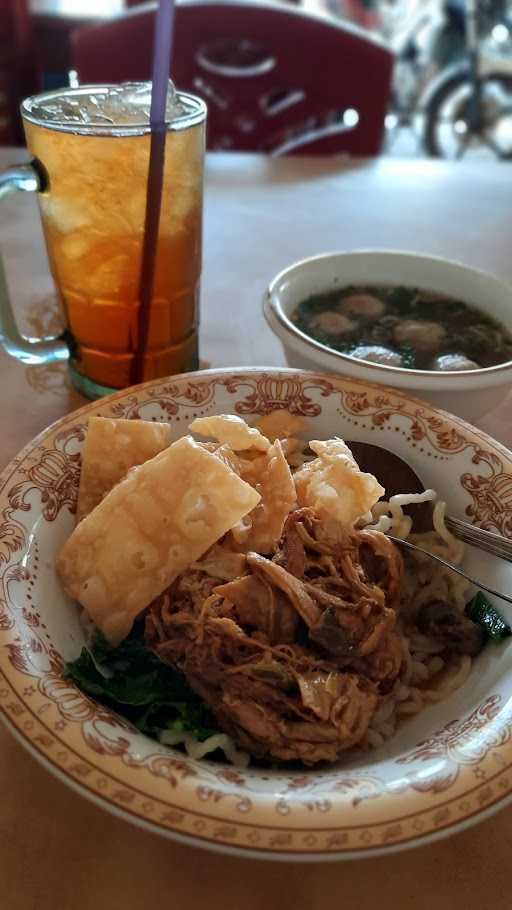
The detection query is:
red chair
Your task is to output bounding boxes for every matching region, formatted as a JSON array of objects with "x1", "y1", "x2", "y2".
[
  {"x1": 0, "y1": 0, "x2": 37, "y2": 144},
  {"x1": 71, "y1": 0, "x2": 393, "y2": 156}
]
